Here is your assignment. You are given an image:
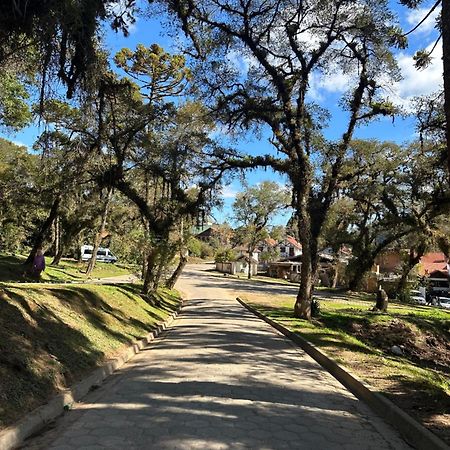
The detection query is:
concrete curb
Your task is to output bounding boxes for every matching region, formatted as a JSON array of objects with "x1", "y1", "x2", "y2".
[
  {"x1": 0, "y1": 302, "x2": 184, "y2": 450},
  {"x1": 236, "y1": 297, "x2": 449, "y2": 450}
]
